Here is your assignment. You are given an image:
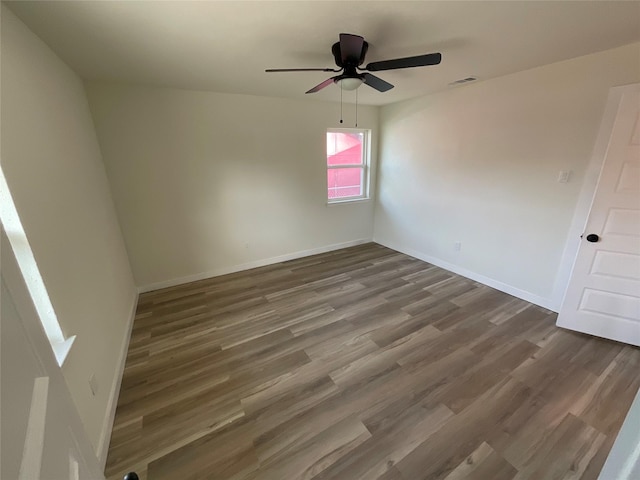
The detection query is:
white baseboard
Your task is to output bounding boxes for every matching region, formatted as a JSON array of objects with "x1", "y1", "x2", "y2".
[
  {"x1": 138, "y1": 238, "x2": 373, "y2": 294},
  {"x1": 375, "y1": 238, "x2": 557, "y2": 312},
  {"x1": 96, "y1": 290, "x2": 139, "y2": 470}
]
